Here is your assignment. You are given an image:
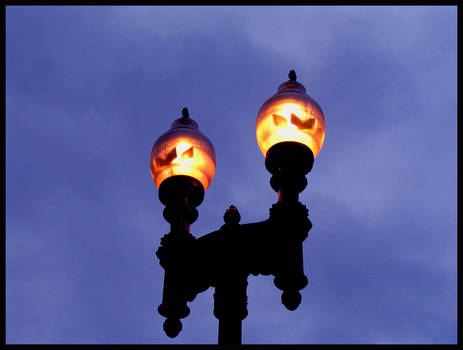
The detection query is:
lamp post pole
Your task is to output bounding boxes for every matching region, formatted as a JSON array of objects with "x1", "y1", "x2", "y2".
[{"x1": 150, "y1": 71, "x2": 325, "y2": 344}]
